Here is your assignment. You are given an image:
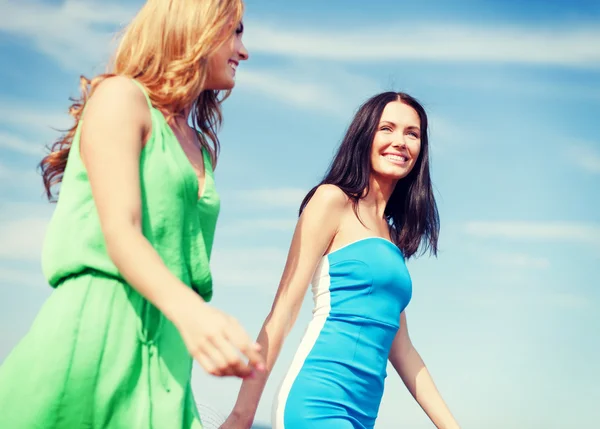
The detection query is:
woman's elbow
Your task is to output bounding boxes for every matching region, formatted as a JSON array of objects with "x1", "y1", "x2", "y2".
[{"x1": 101, "y1": 219, "x2": 141, "y2": 261}]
